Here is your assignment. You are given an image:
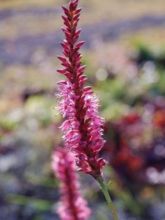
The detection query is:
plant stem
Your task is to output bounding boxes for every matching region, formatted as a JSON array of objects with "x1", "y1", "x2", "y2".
[{"x1": 96, "y1": 176, "x2": 119, "y2": 220}]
